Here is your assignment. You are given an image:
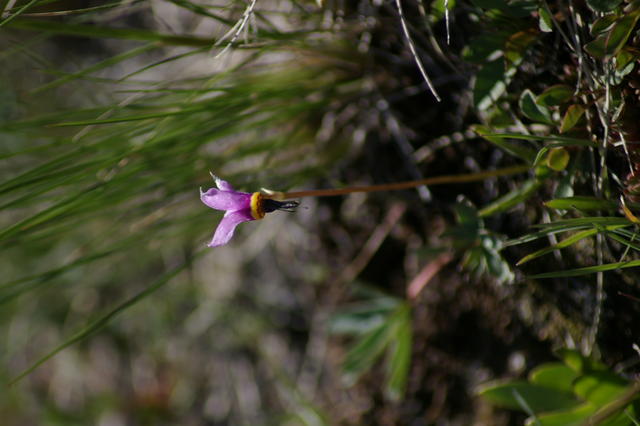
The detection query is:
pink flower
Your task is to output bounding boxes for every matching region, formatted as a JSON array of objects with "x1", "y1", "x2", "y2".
[{"x1": 200, "y1": 175, "x2": 298, "y2": 247}]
